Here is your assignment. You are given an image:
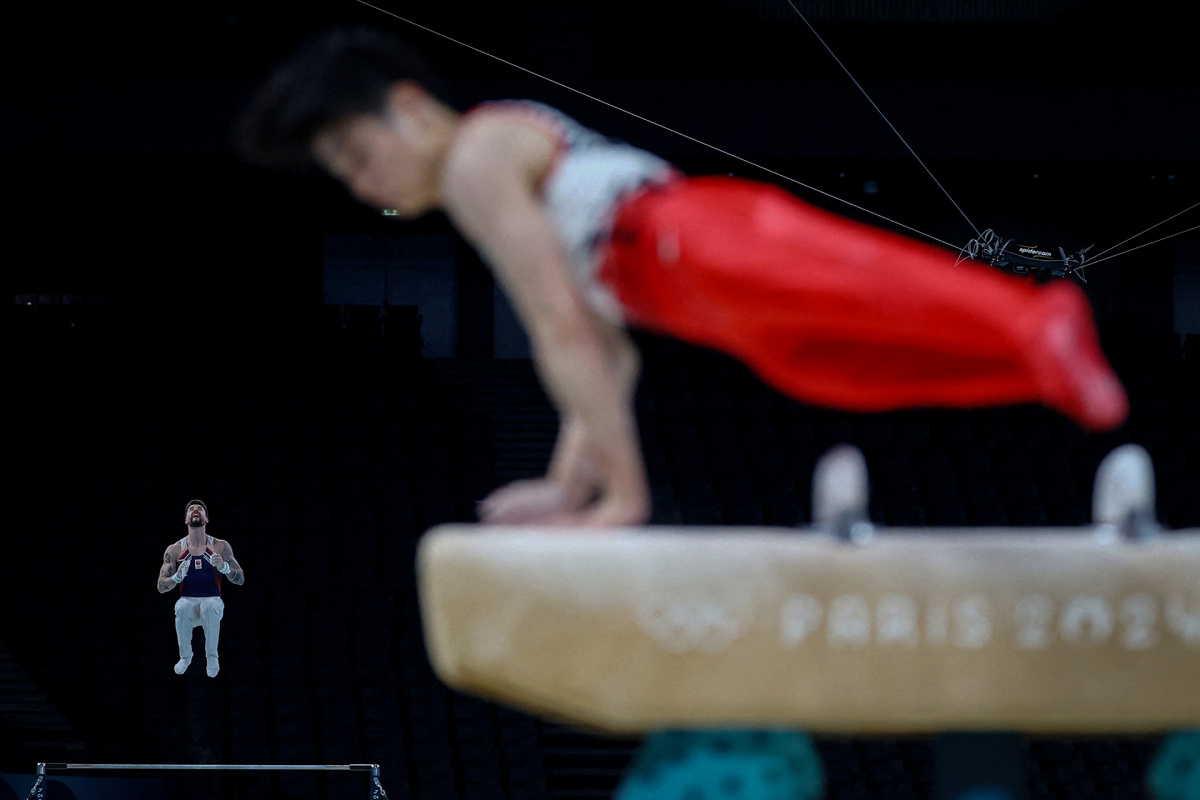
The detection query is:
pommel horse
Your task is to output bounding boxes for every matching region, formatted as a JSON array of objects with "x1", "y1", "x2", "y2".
[{"x1": 417, "y1": 444, "x2": 1199, "y2": 798}]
